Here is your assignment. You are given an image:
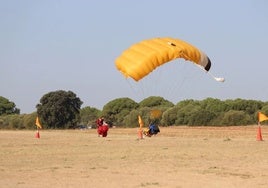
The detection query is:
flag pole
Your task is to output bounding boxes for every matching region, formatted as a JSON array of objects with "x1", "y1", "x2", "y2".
[
  {"x1": 35, "y1": 127, "x2": 40, "y2": 138},
  {"x1": 138, "y1": 115, "x2": 144, "y2": 139},
  {"x1": 257, "y1": 120, "x2": 263, "y2": 141}
]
